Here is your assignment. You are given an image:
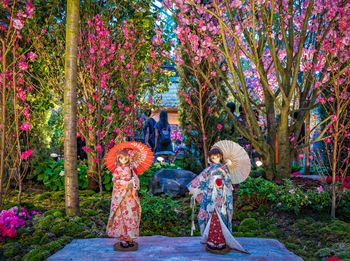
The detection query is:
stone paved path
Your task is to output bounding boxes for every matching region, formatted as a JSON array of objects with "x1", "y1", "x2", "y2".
[{"x1": 47, "y1": 236, "x2": 303, "y2": 261}]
